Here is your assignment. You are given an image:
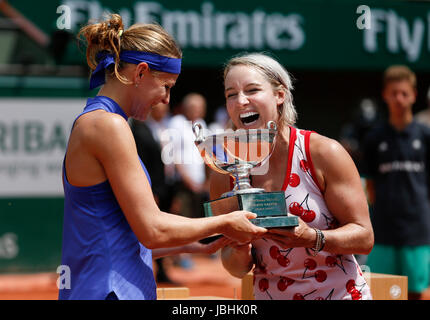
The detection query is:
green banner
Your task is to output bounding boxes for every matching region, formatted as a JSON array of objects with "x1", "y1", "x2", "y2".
[
  {"x1": 9, "y1": 0, "x2": 430, "y2": 70},
  {"x1": 0, "y1": 197, "x2": 63, "y2": 273}
]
